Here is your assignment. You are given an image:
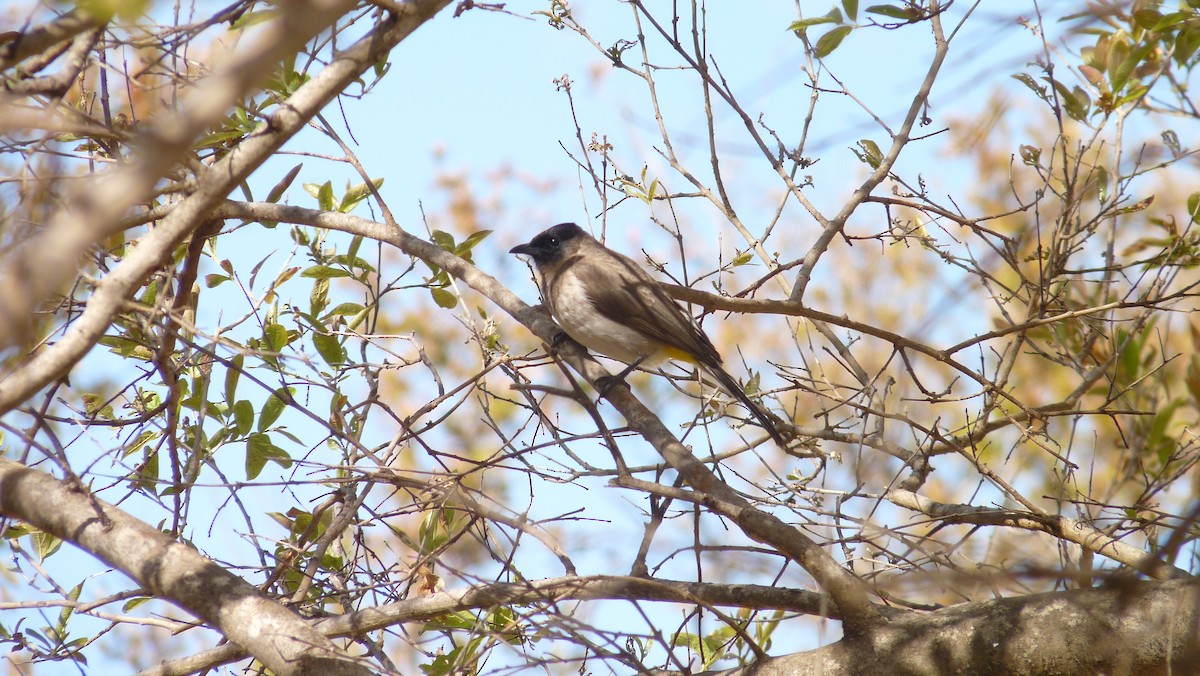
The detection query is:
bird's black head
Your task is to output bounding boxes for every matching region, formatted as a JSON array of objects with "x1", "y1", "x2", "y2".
[{"x1": 509, "y1": 223, "x2": 586, "y2": 267}]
